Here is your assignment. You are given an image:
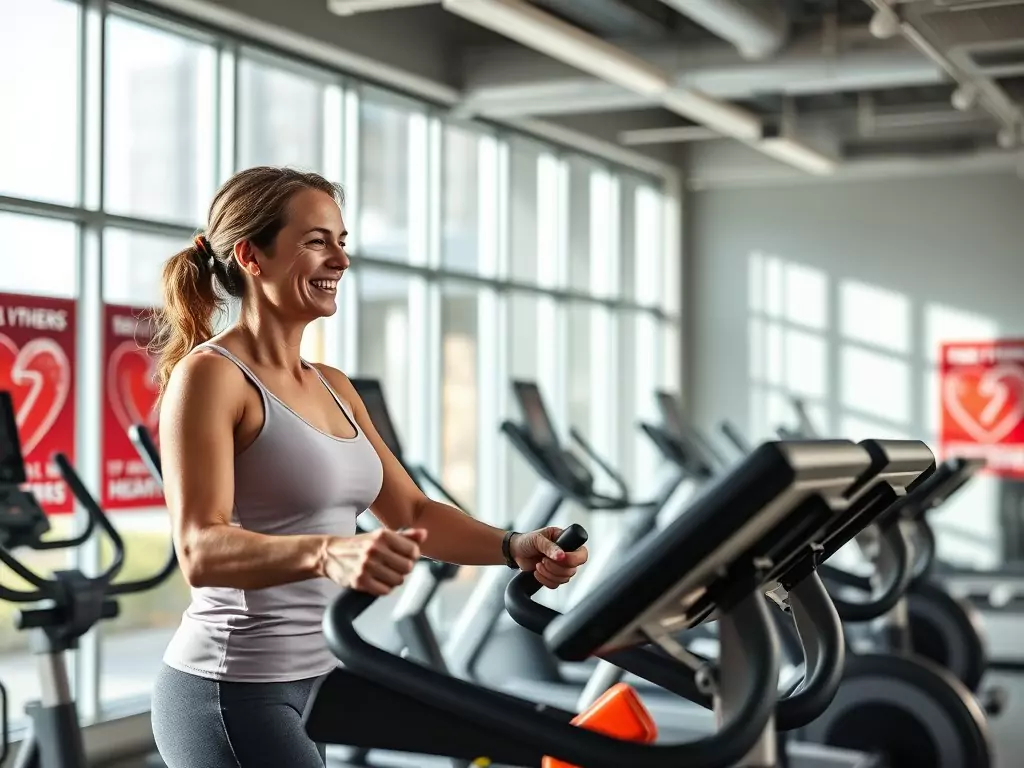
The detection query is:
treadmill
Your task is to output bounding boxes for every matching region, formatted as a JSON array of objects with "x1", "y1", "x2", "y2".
[{"x1": 441, "y1": 381, "x2": 716, "y2": 736}]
